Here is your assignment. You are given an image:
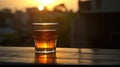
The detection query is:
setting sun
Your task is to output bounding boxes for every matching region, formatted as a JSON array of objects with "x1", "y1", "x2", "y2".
[
  {"x1": 0, "y1": 0, "x2": 78, "y2": 13},
  {"x1": 37, "y1": 0, "x2": 55, "y2": 6},
  {"x1": 38, "y1": 6, "x2": 44, "y2": 11}
]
